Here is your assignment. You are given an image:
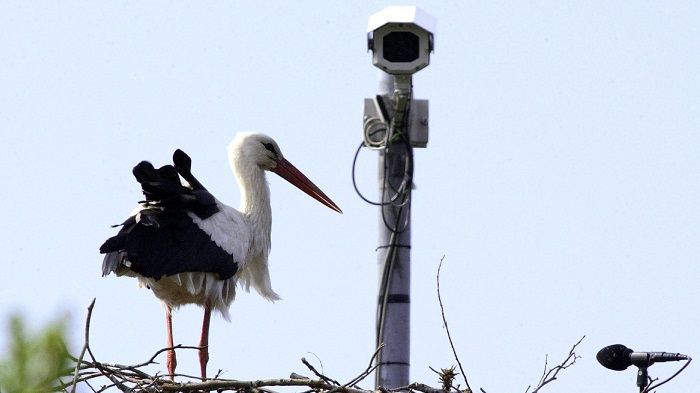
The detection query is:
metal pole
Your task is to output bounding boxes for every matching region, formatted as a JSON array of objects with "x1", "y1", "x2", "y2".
[
  {"x1": 365, "y1": 7, "x2": 433, "y2": 387},
  {"x1": 375, "y1": 70, "x2": 411, "y2": 389}
]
